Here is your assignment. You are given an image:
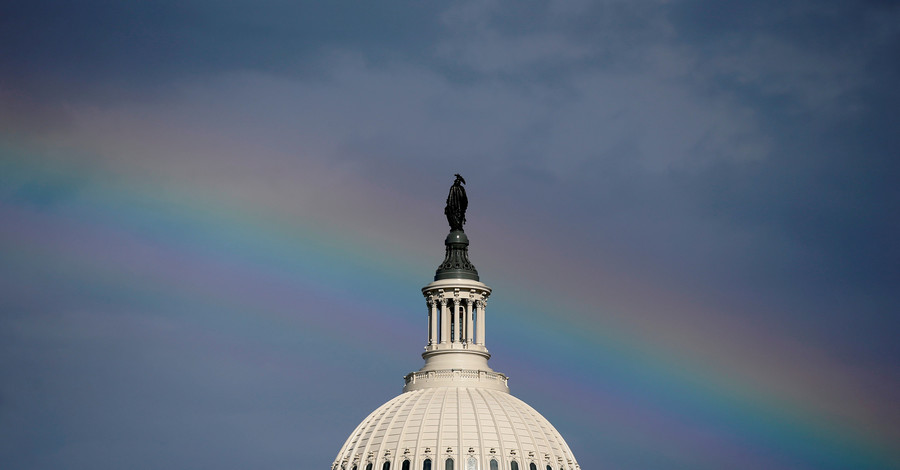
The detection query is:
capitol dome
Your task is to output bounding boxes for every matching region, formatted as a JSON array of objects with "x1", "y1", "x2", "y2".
[{"x1": 333, "y1": 176, "x2": 580, "y2": 470}]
